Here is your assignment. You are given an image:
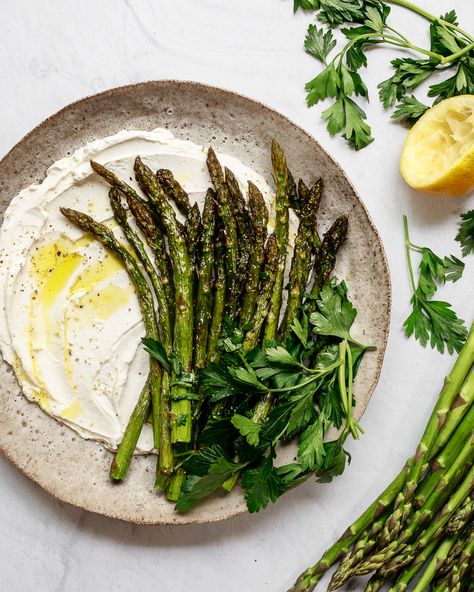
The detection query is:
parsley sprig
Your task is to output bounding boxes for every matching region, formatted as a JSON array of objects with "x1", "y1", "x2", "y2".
[
  {"x1": 456, "y1": 210, "x2": 474, "y2": 257},
  {"x1": 403, "y1": 215, "x2": 467, "y2": 354},
  {"x1": 294, "y1": 2, "x2": 474, "y2": 149}
]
